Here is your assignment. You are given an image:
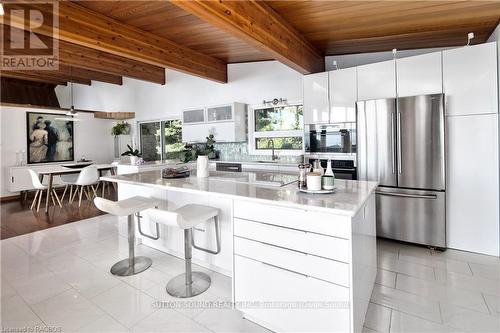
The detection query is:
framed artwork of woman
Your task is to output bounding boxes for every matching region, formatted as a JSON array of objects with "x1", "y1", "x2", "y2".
[{"x1": 26, "y1": 112, "x2": 74, "y2": 164}]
